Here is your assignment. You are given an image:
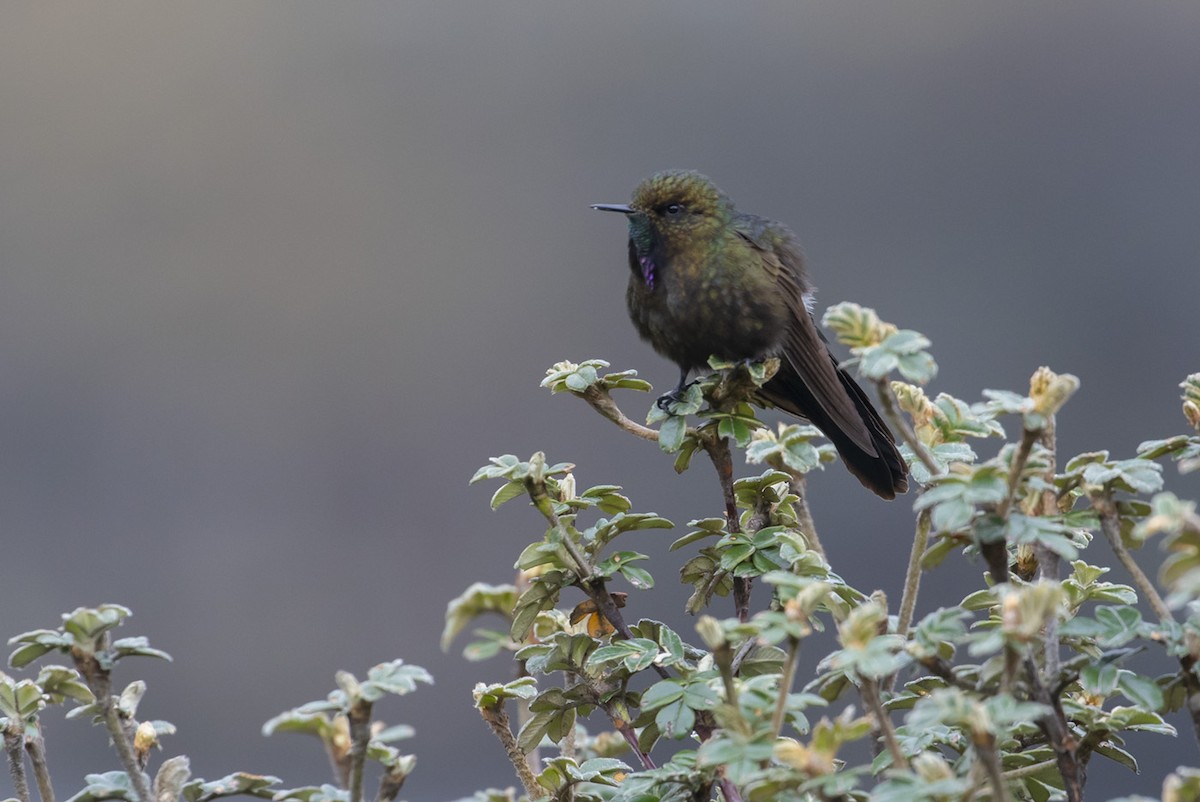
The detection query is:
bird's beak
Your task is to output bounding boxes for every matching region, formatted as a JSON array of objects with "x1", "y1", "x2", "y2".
[{"x1": 590, "y1": 203, "x2": 635, "y2": 214}]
